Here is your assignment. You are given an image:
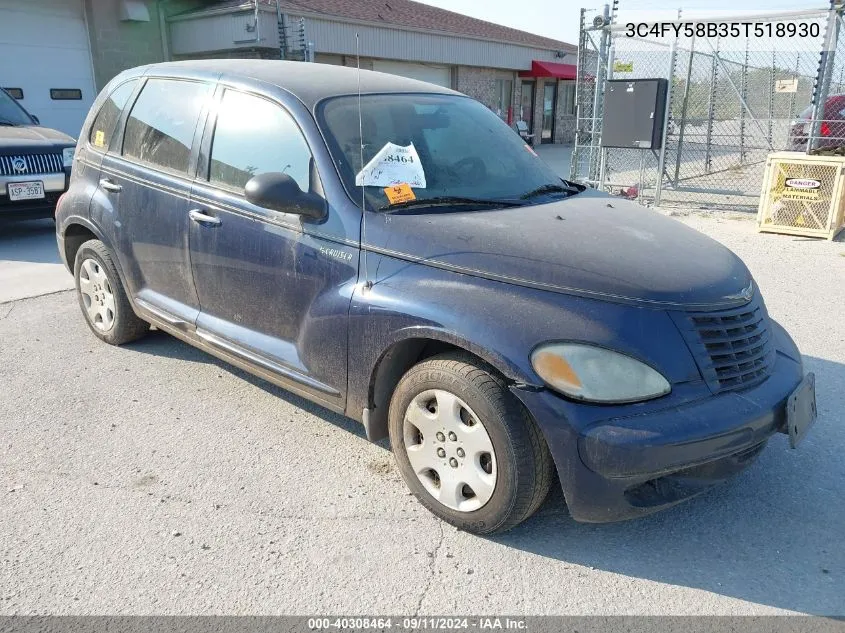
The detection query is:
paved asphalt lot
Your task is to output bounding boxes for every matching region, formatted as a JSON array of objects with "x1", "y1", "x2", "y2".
[{"x1": 1, "y1": 205, "x2": 844, "y2": 615}]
